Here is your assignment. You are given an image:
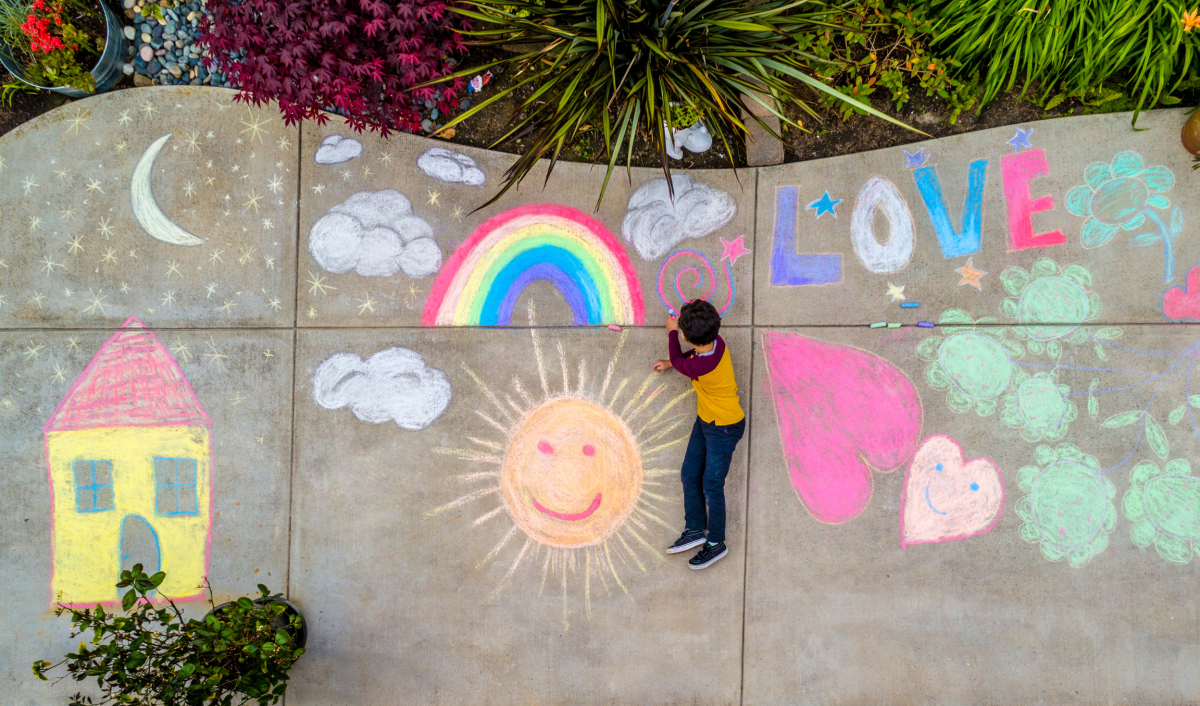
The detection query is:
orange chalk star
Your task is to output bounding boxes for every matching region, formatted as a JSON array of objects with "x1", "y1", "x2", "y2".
[
  {"x1": 1183, "y1": 8, "x2": 1200, "y2": 31},
  {"x1": 955, "y1": 258, "x2": 987, "y2": 290}
]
